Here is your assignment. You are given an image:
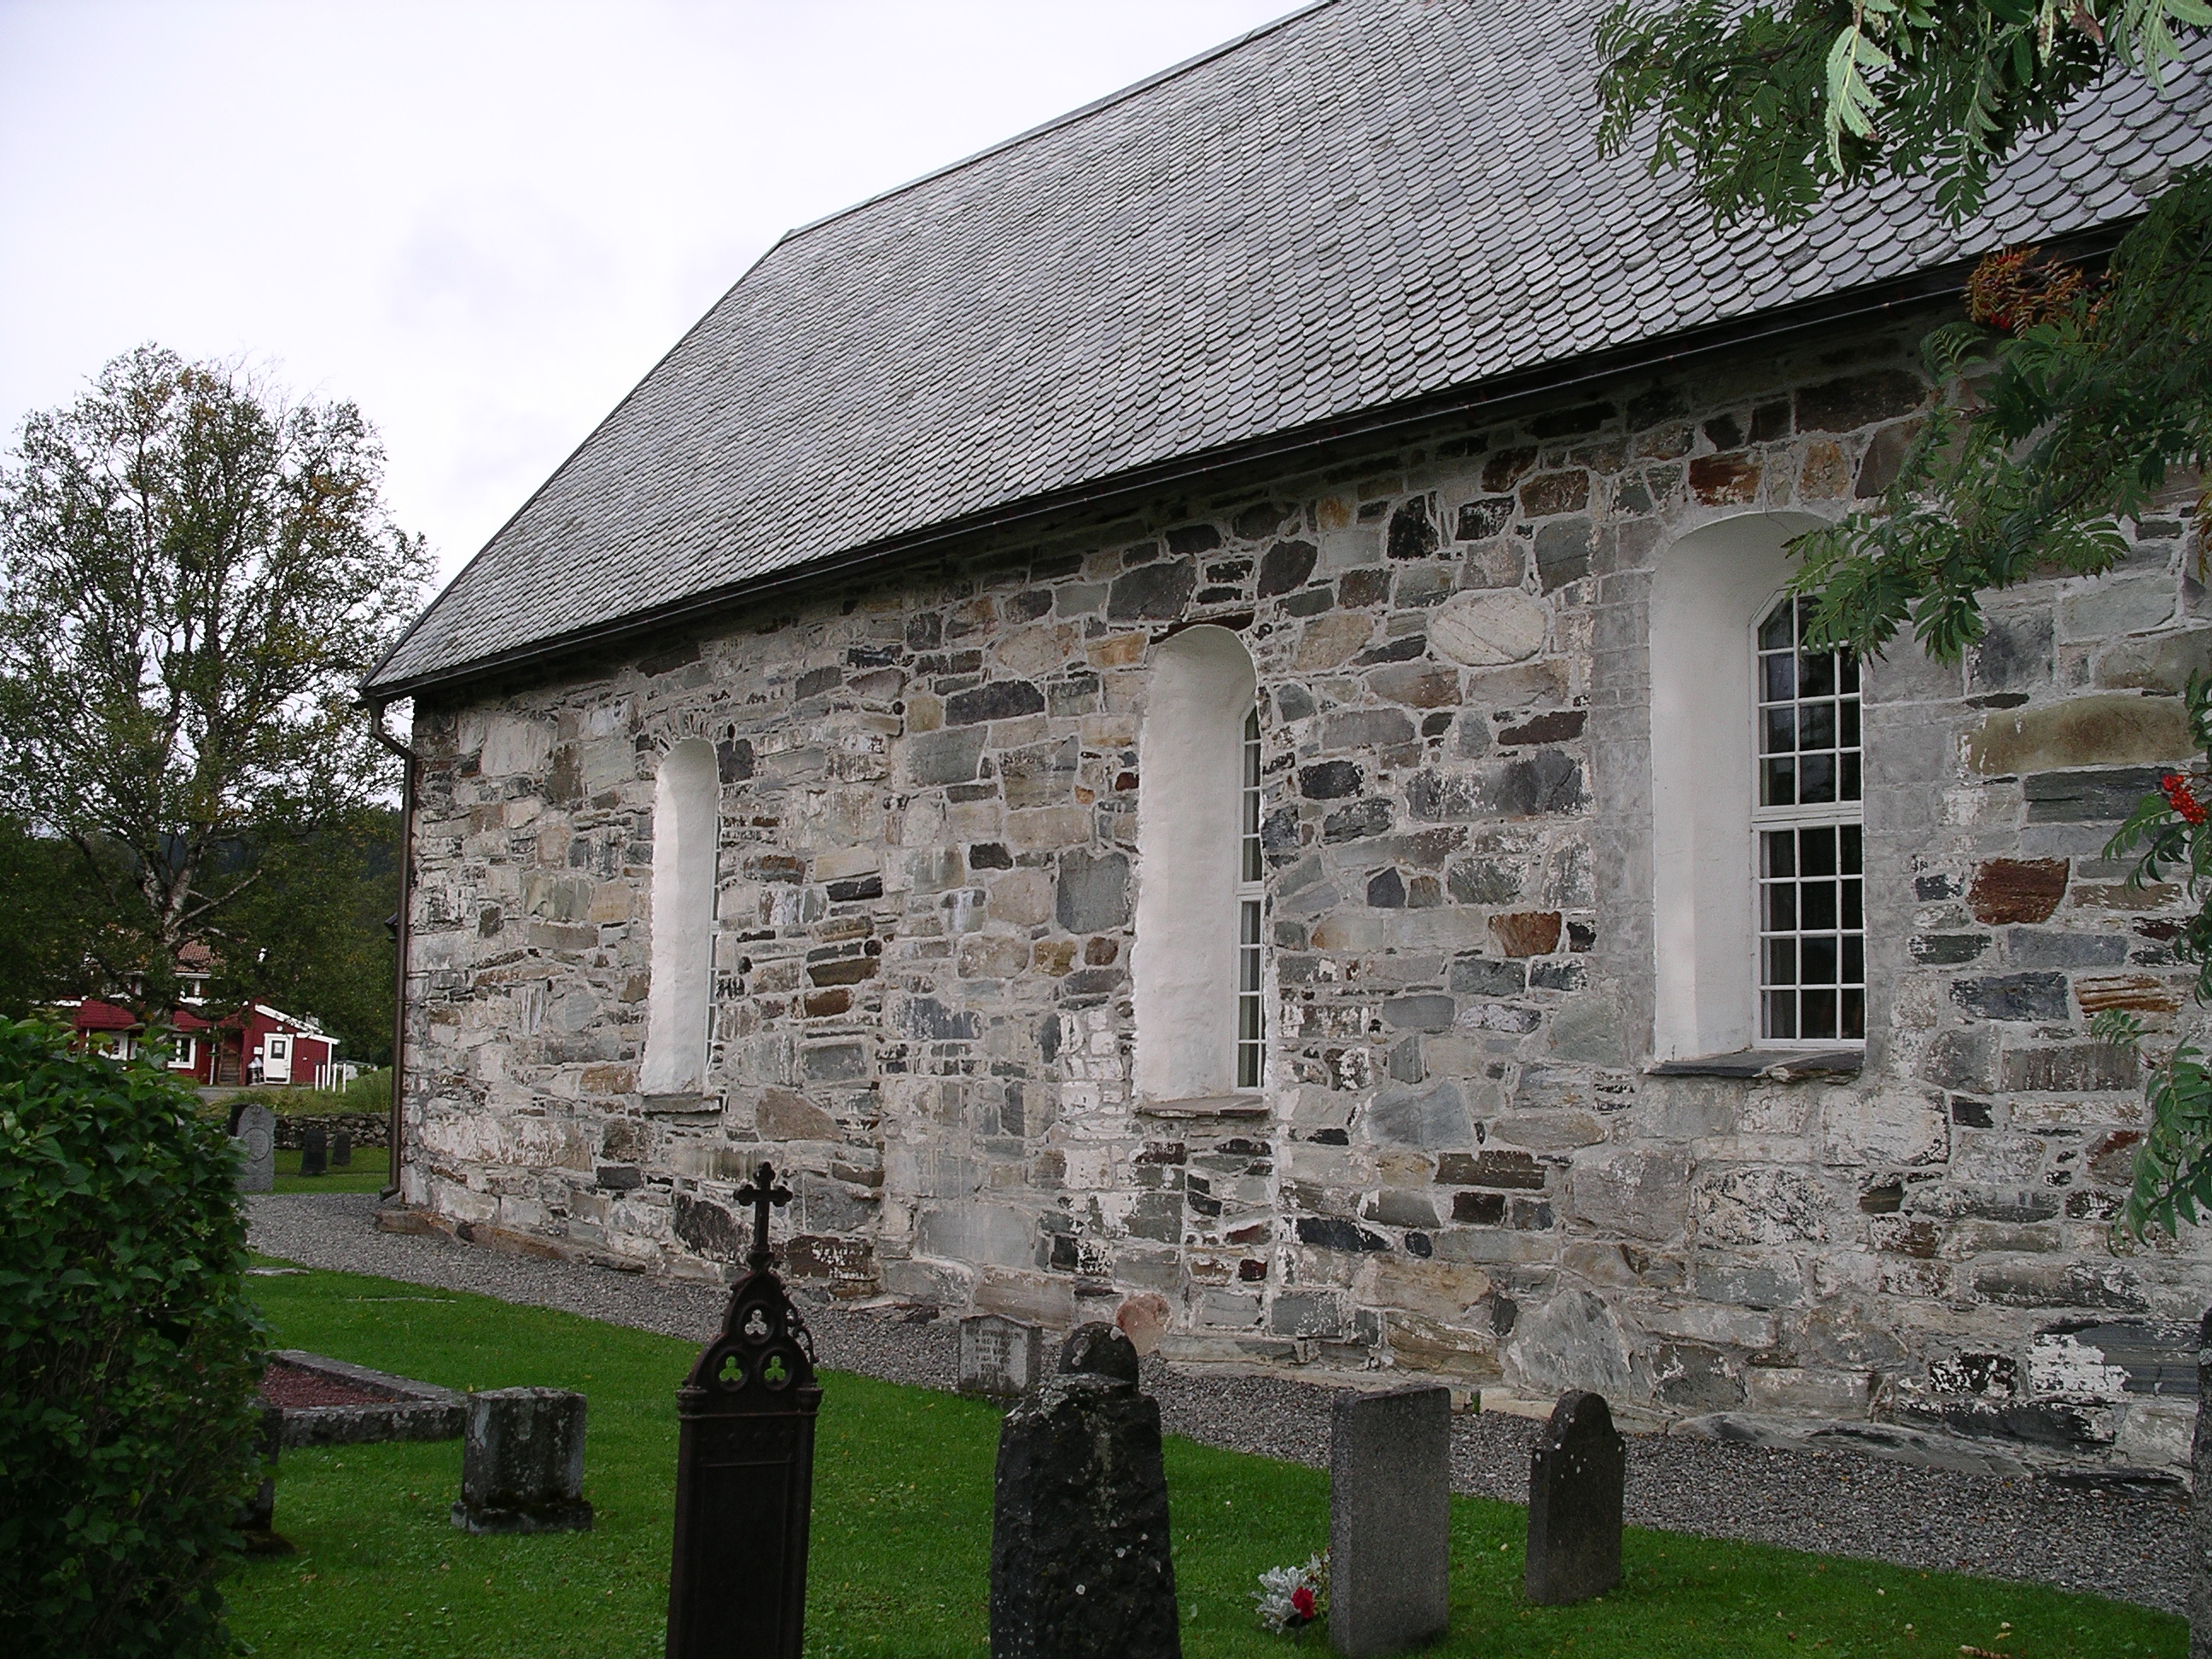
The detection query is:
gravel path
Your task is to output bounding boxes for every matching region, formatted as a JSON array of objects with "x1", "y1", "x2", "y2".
[{"x1": 248, "y1": 1193, "x2": 2189, "y2": 1615}]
